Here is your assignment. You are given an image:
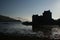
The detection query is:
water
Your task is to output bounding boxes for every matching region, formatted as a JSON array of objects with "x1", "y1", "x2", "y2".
[
  {"x1": 0, "y1": 22, "x2": 60, "y2": 39},
  {"x1": 0, "y1": 22, "x2": 44, "y2": 38},
  {"x1": 0, "y1": 22, "x2": 32, "y2": 34}
]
